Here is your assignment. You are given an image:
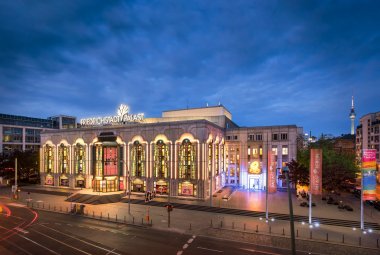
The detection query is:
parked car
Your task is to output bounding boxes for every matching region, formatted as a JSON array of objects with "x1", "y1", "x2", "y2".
[{"x1": 373, "y1": 201, "x2": 380, "y2": 211}]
